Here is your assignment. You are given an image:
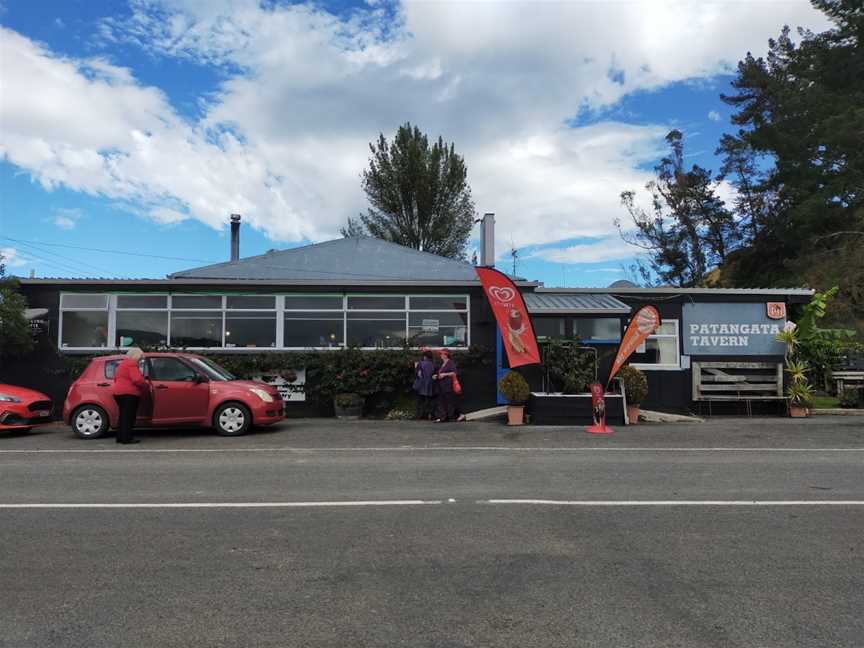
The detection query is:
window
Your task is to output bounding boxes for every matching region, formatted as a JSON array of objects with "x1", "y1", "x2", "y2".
[
  {"x1": 348, "y1": 295, "x2": 405, "y2": 310},
  {"x1": 284, "y1": 312, "x2": 344, "y2": 348},
  {"x1": 408, "y1": 311, "x2": 468, "y2": 347},
  {"x1": 225, "y1": 295, "x2": 276, "y2": 348},
  {"x1": 115, "y1": 294, "x2": 169, "y2": 348},
  {"x1": 574, "y1": 318, "x2": 621, "y2": 342},
  {"x1": 533, "y1": 317, "x2": 566, "y2": 340},
  {"x1": 630, "y1": 319, "x2": 680, "y2": 370},
  {"x1": 347, "y1": 311, "x2": 406, "y2": 348},
  {"x1": 149, "y1": 357, "x2": 198, "y2": 382},
  {"x1": 105, "y1": 359, "x2": 148, "y2": 379},
  {"x1": 172, "y1": 295, "x2": 222, "y2": 309},
  {"x1": 284, "y1": 295, "x2": 343, "y2": 310},
  {"x1": 60, "y1": 293, "x2": 109, "y2": 348},
  {"x1": 170, "y1": 311, "x2": 223, "y2": 347},
  {"x1": 409, "y1": 296, "x2": 468, "y2": 311}
]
